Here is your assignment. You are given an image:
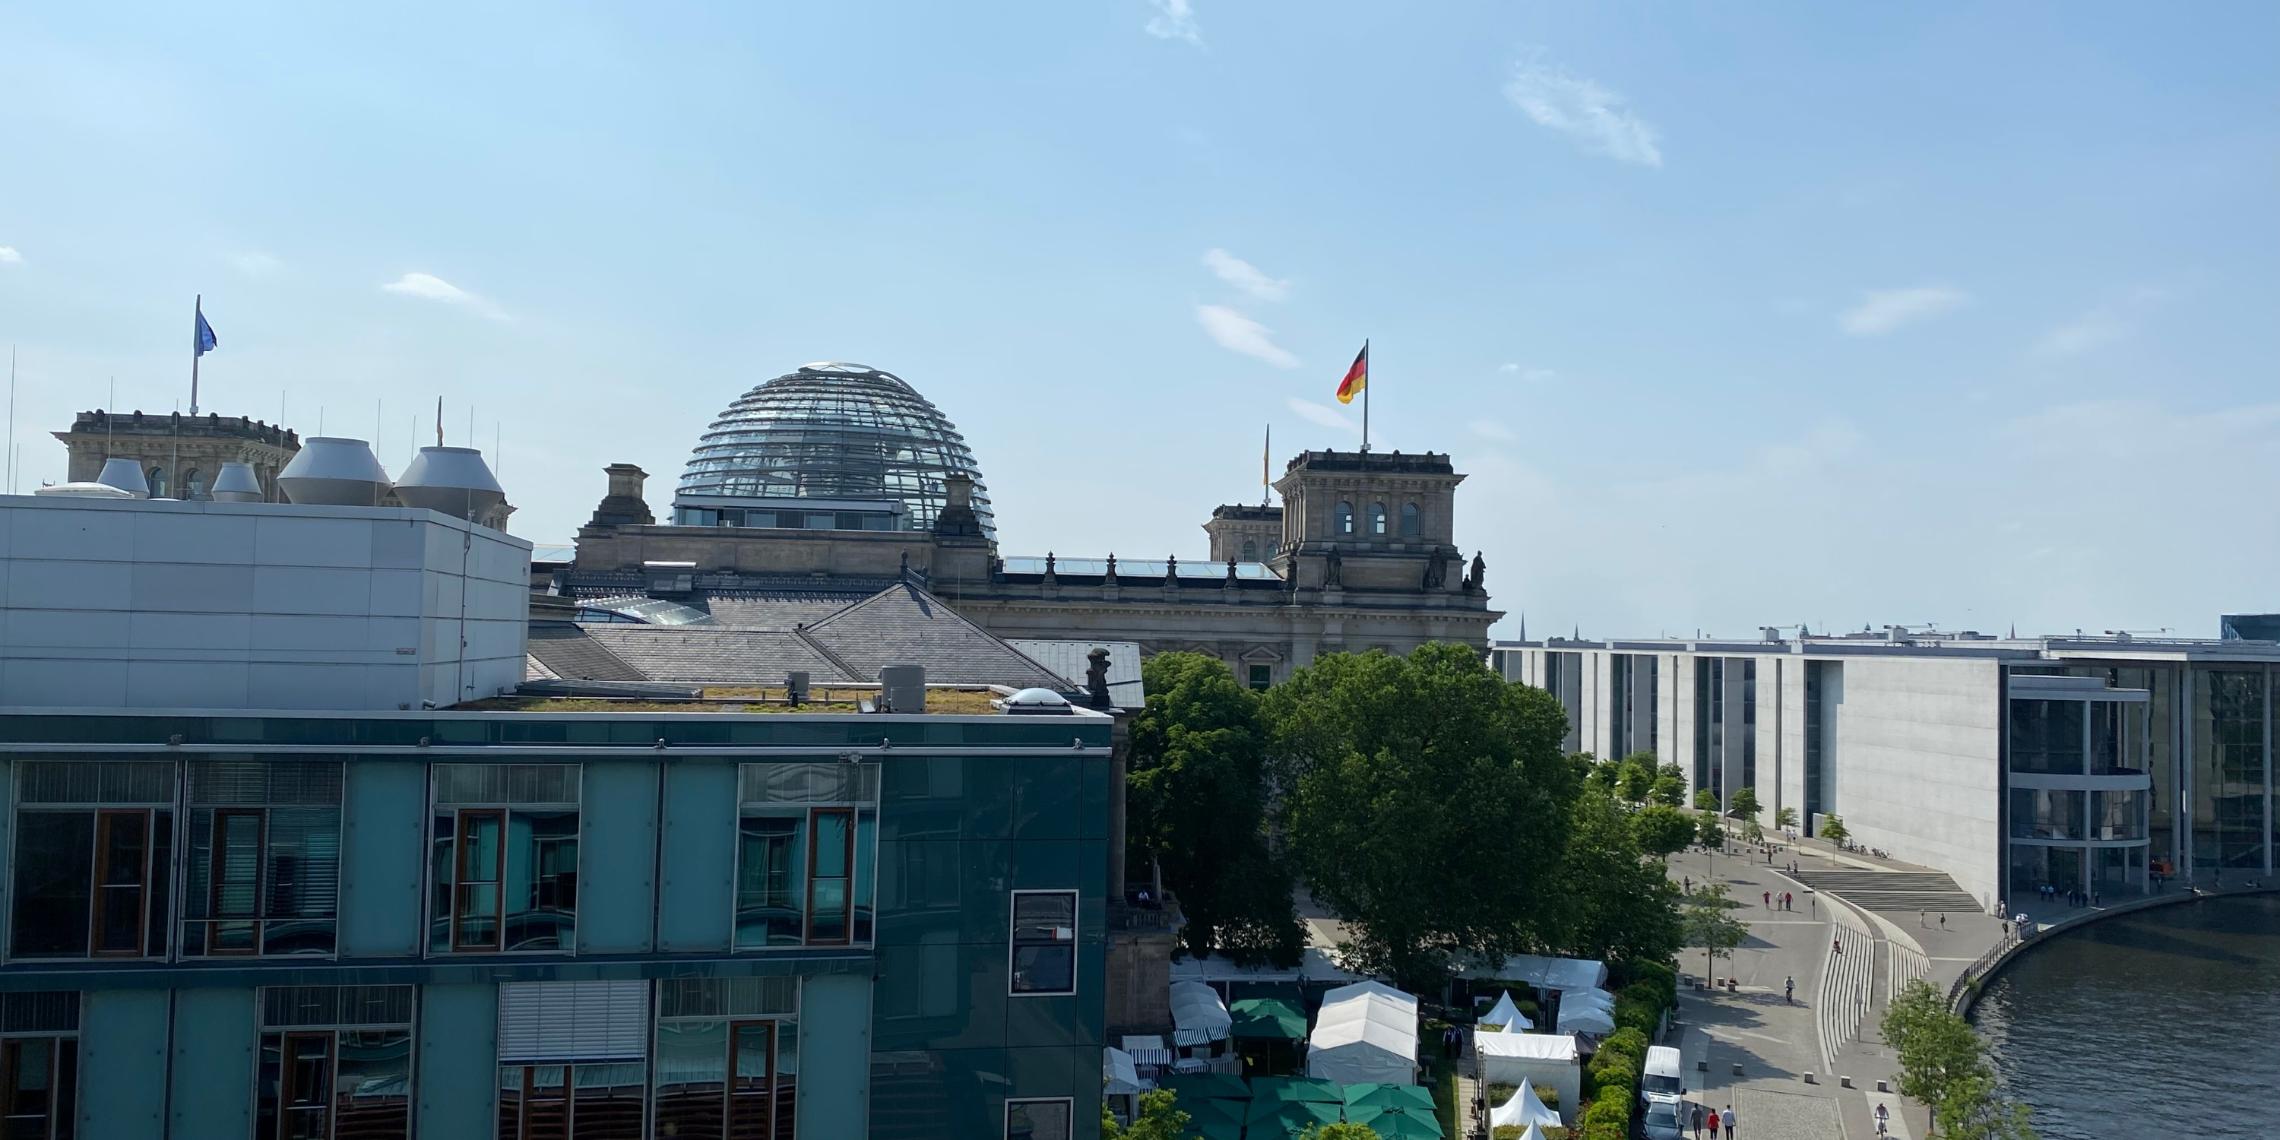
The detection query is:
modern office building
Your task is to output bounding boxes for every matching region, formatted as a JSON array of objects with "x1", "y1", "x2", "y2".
[
  {"x1": 1, "y1": 478, "x2": 1116, "y2": 1139},
  {"x1": 1496, "y1": 630, "x2": 2280, "y2": 909}
]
